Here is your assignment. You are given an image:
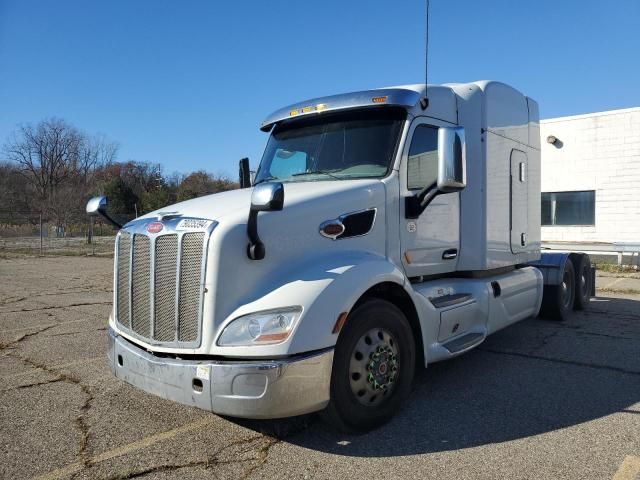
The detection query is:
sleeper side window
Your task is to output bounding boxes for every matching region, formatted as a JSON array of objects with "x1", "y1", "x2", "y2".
[{"x1": 407, "y1": 125, "x2": 438, "y2": 190}]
